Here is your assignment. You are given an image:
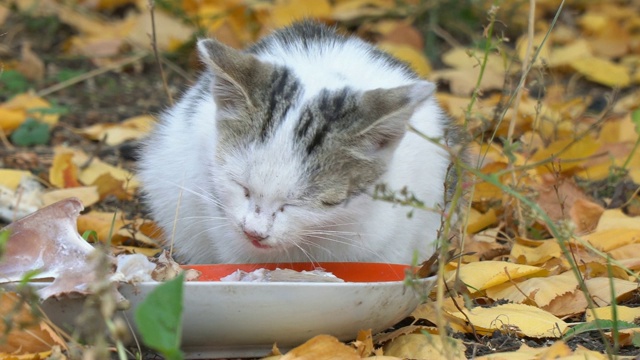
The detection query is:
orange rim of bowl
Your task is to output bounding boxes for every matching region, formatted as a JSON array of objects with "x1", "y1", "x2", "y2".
[{"x1": 183, "y1": 262, "x2": 415, "y2": 282}]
